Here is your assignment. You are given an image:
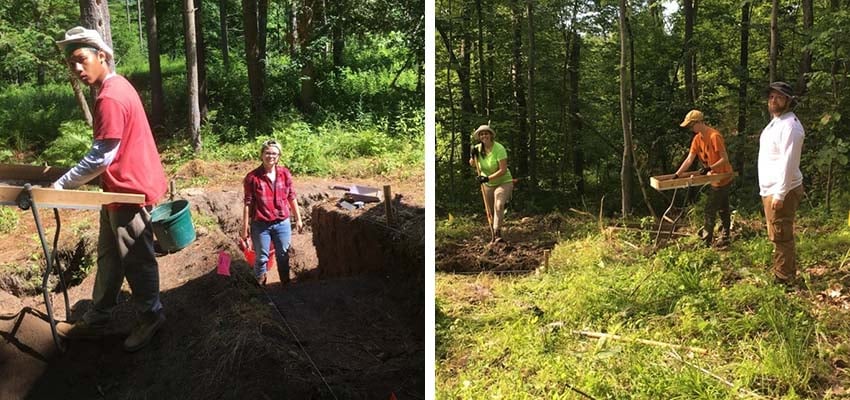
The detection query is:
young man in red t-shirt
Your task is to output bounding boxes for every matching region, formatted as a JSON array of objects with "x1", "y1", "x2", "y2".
[
  {"x1": 672, "y1": 109, "x2": 735, "y2": 247},
  {"x1": 53, "y1": 27, "x2": 168, "y2": 352}
]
